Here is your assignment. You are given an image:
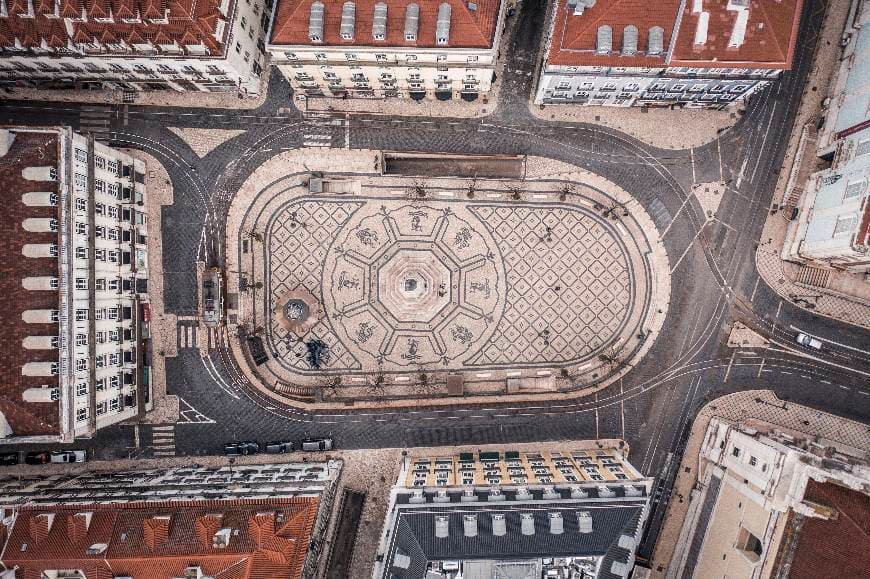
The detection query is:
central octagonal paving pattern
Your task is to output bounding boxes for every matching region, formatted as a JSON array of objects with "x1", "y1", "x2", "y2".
[{"x1": 266, "y1": 198, "x2": 641, "y2": 374}]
